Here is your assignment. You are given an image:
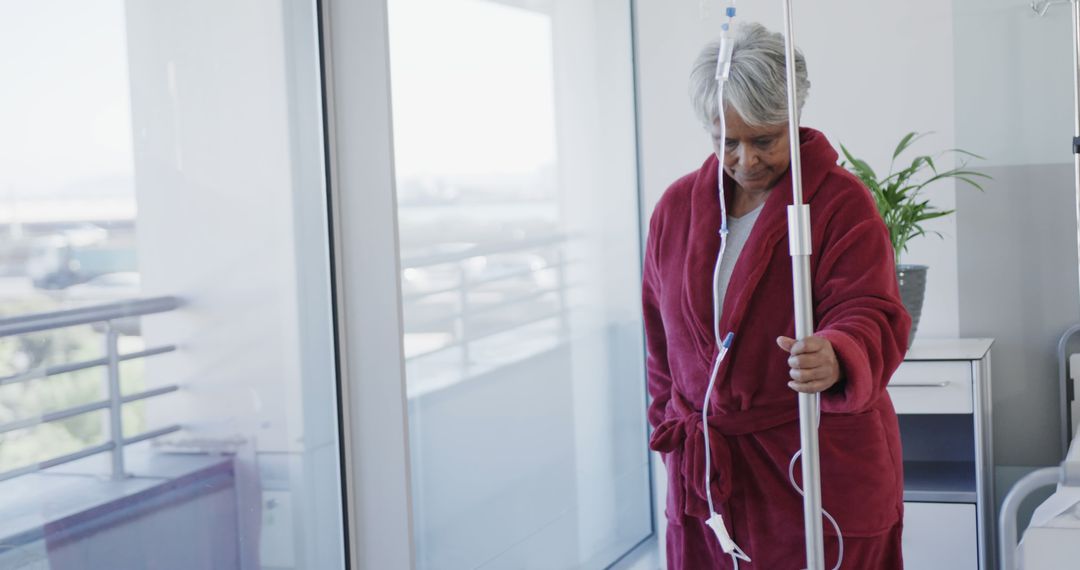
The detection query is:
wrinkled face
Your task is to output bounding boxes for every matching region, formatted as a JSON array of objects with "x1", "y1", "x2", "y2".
[{"x1": 707, "y1": 107, "x2": 791, "y2": 193}]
